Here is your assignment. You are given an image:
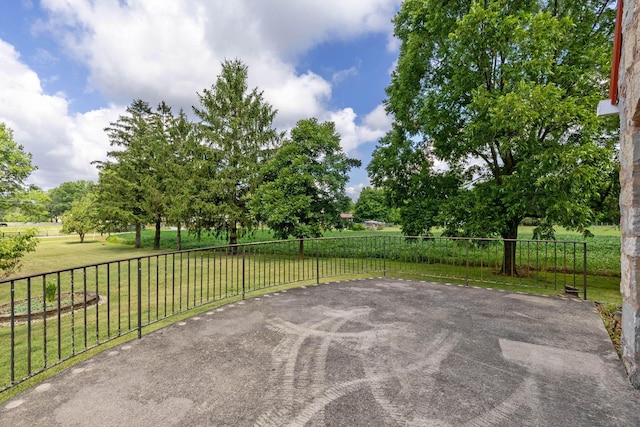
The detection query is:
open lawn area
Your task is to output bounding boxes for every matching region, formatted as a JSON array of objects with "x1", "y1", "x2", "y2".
[{"x1": 6, "y1": 225, "x2": 623, "y2": 305}]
